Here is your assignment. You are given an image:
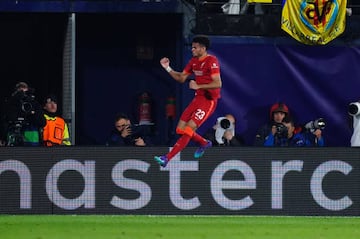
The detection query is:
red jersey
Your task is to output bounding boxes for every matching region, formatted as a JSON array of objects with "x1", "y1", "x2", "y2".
[{"x1": 183, "y1": 55, "x2": 221, "y2": 100}]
